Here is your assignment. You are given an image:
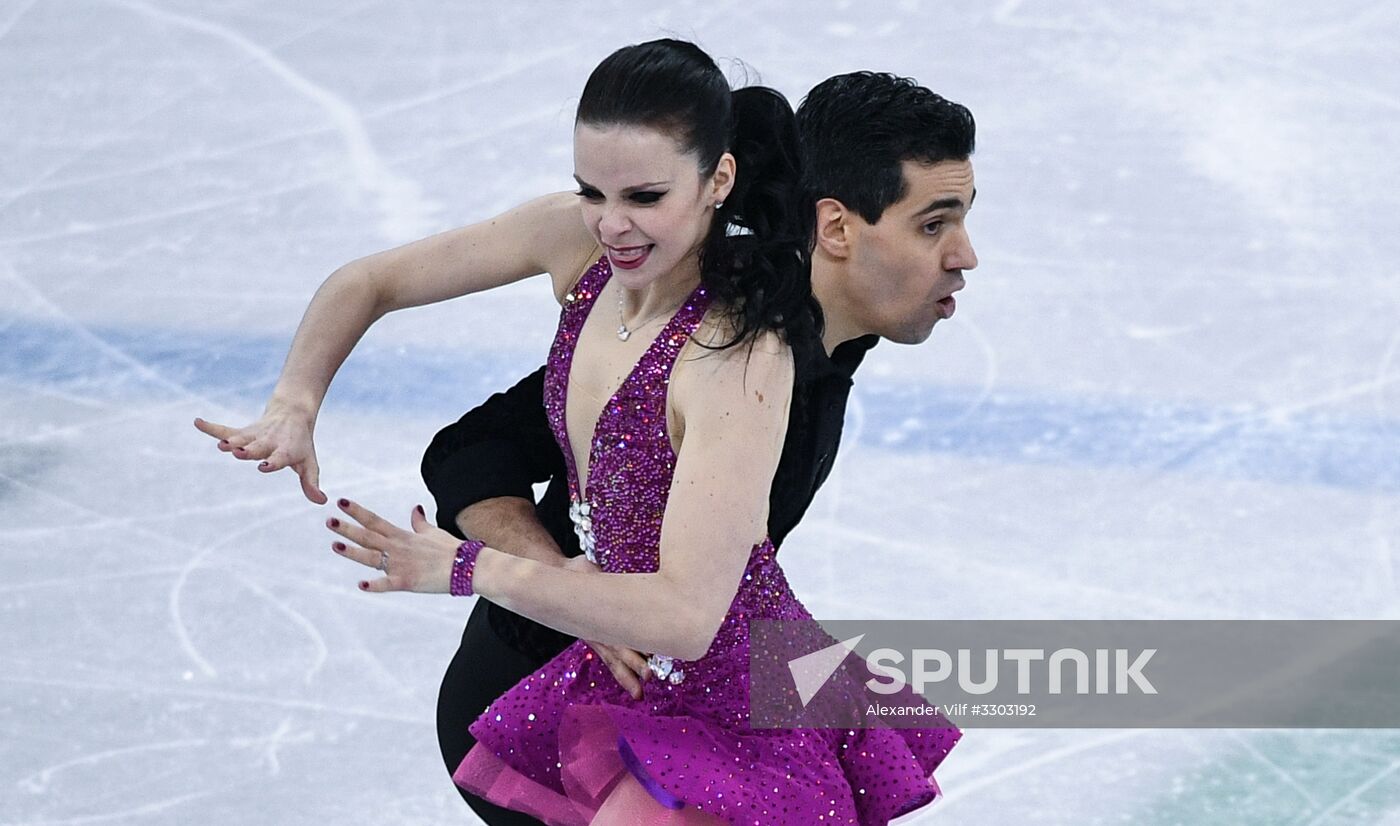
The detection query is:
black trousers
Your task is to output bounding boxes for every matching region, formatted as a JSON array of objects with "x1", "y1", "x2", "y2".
[{"x1": 436, "y1": 598, "x2": 571, "y2": 825}]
